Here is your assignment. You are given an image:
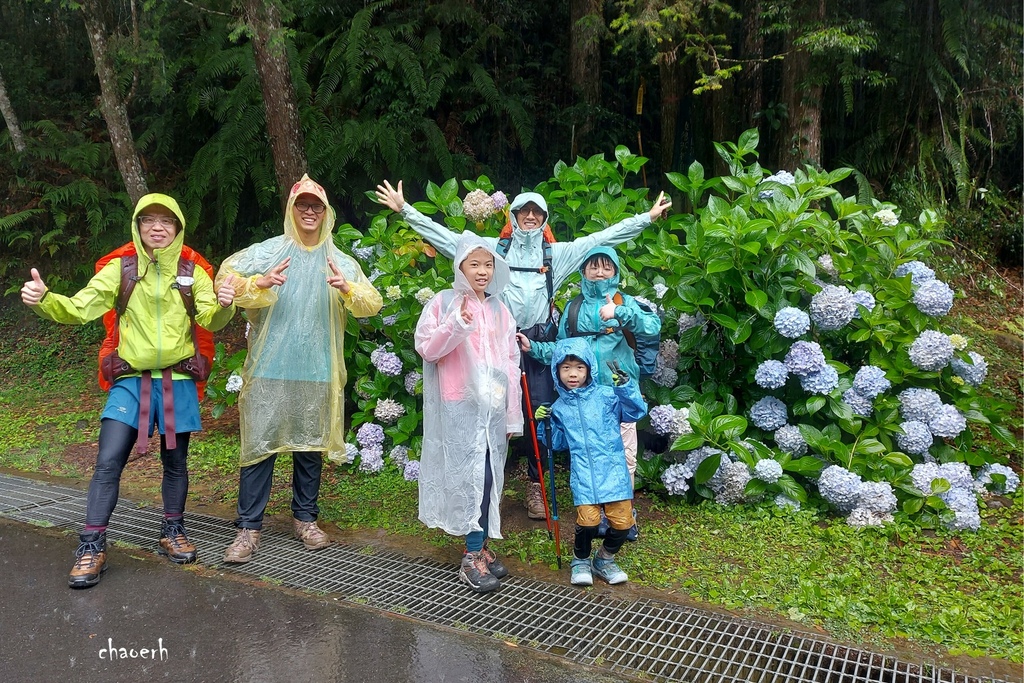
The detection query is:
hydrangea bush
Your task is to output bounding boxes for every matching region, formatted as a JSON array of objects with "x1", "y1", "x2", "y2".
[{"x1": 205, "y1": 136, "x2": 1017, "y2": 532}]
